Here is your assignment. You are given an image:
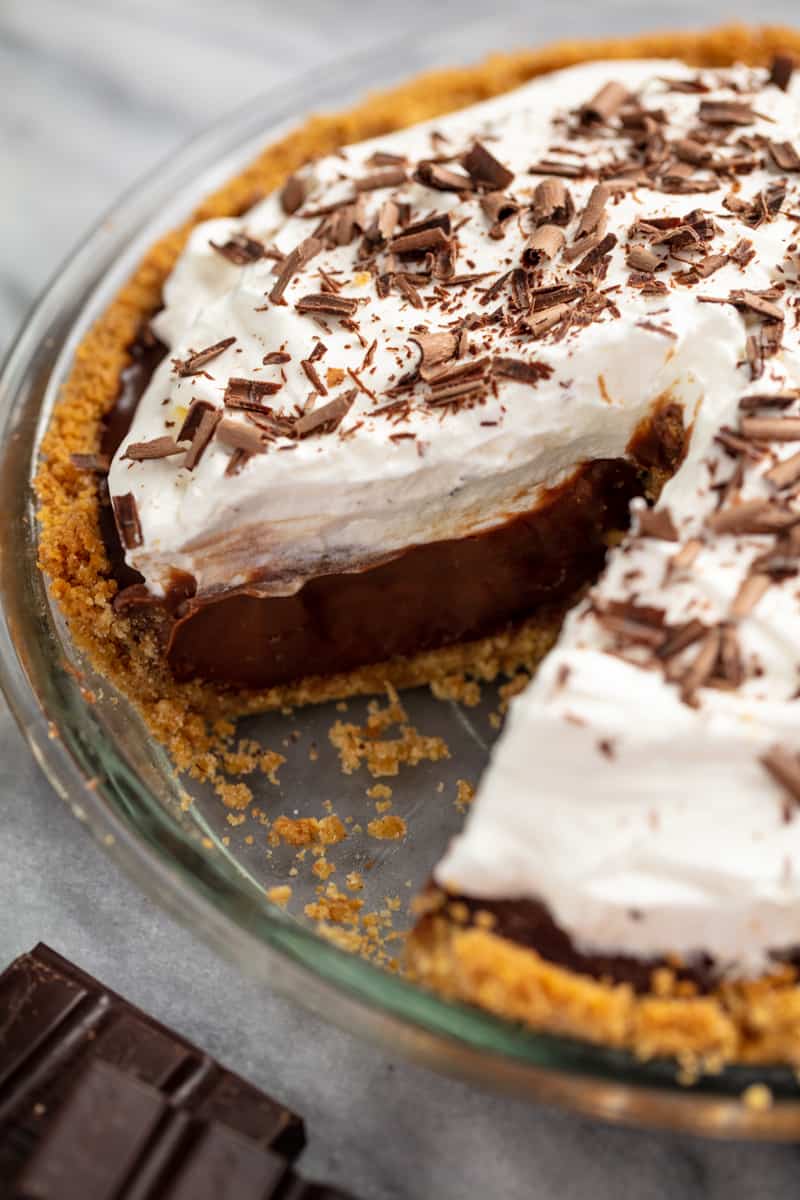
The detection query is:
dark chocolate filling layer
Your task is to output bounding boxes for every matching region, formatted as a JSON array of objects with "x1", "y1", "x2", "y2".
[
  {"x1": 100, "y1": 328, "x2": 682, "y2": 690},
  {"x1": 451, "y1": 894, "x2": 800, "y2": 993}
]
